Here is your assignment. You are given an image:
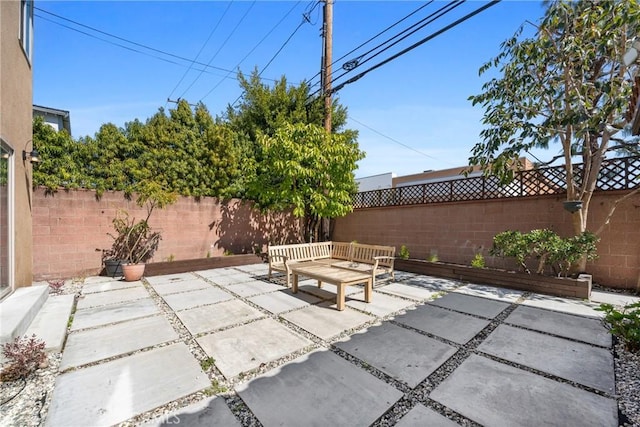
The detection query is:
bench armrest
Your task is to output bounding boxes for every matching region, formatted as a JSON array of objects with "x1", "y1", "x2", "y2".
[{"x1": 269, "y1": 254, "x2": 289, "y2": 263}]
